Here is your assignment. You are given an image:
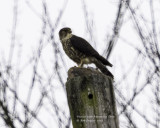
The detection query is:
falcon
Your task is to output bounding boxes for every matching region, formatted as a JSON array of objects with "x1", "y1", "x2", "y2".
[{"x1": 59, "y1": 27, "x2": 113, "y2": 78}]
